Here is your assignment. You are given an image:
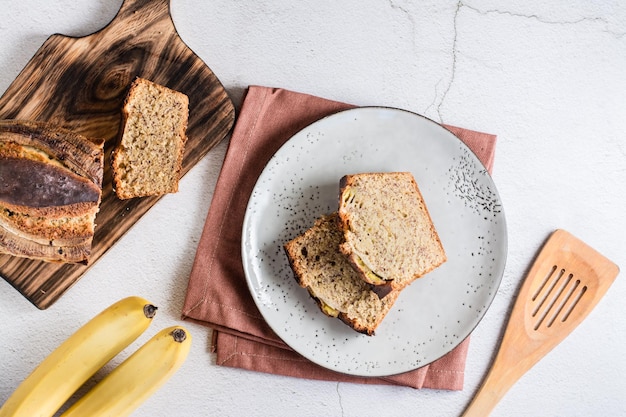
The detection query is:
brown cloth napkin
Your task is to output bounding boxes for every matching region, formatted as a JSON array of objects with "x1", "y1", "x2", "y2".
[{"x1": 182, "y1": 86, "x2": 497, "y2": 390}]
